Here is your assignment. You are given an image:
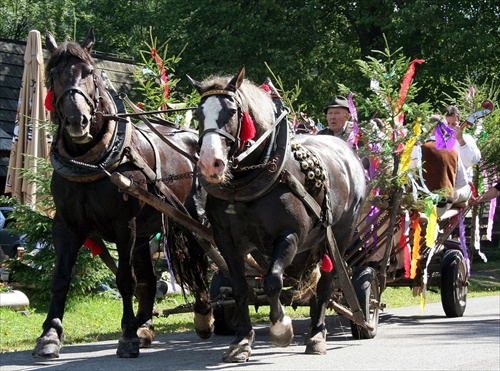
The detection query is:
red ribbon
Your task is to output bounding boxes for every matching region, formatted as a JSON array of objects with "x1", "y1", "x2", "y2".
[
  {"x1": 395, "y1": 59, "x2": 424, "y2": 126},
  {"x1": 321, "y1": 254, "x2": 333, "y2": 272},
  {"x1": 83, "y1": 238, "x2": 102, "y2": 257},
  {"x1": 397, "y1": 59, "x2": 424, "y2": 113},
  {"x1": 44, "y1": 89, "x2": 55, "y2": 112},
  {"x1": 259, "y1": 84, "x2": 271, "y2": 92},
  {"x1": 240, "y1": 112, "x2": 256, "y2": 145}
]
